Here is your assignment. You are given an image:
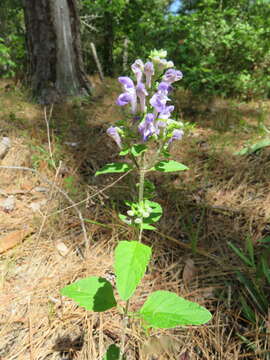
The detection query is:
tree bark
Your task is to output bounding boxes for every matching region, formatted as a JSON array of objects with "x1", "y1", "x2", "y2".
[
  {"x1": 102, "y1": 2, "x2": 114, "y2": 77},
  {"x1": 23, "y1": 0, "x2": 91, "y2": 104}
]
